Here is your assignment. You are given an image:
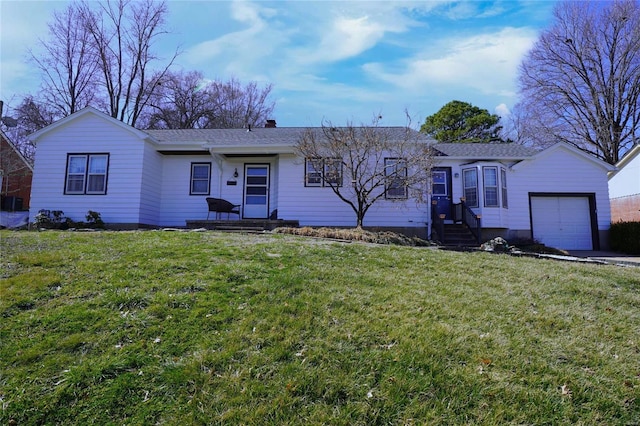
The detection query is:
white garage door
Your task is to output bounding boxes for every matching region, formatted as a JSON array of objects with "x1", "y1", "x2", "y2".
[{"x1": 530, "y1": 196, "x2": 593, "y2": 250}]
